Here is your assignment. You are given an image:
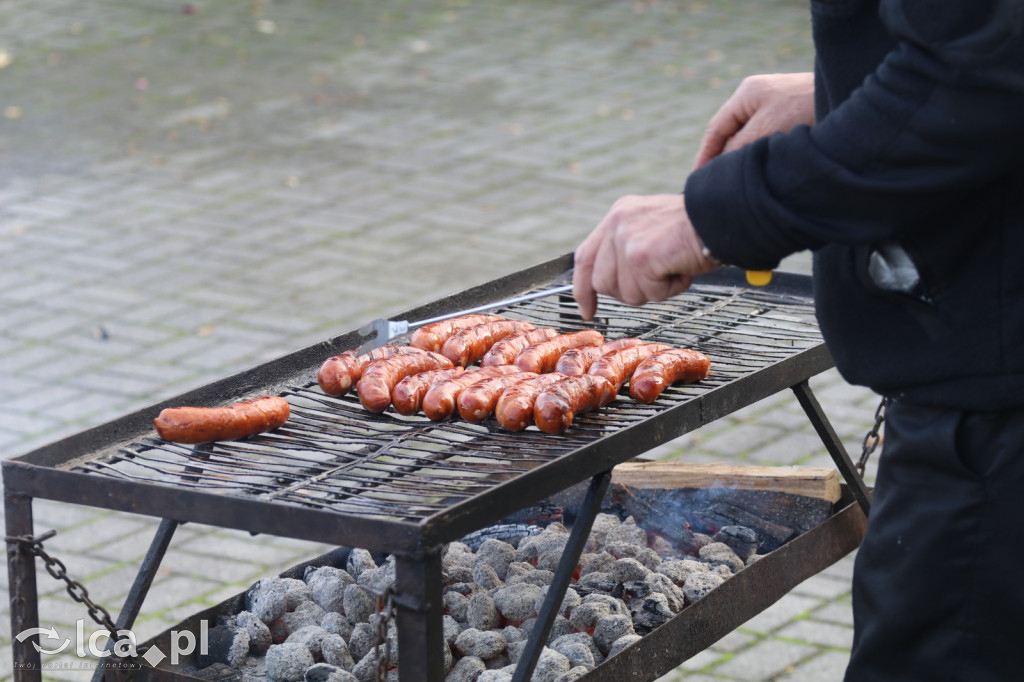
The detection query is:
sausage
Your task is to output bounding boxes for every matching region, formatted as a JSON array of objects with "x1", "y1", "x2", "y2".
[
  {"x1": 441, "y1": 319, "x2": 537, "y2": 367},
  {"x1": 494, "y1": 373, "x2": 570, "y2": 432},
  {"x1": 533, "y1": 375, "x2": 617, "y2": 434},
  {"x1": 409, "y1": 314, "x2": 505, "y2": 353},
  {"x1": 357, "y1": 351, "x2": 454, "y2": 413},
  {"x1": 514, "y1": 330, "x2": 605, "y2": 374},
  {"x1": 554, "y1": 337, "x2": 646, "y2": 376},
  {"x1": 317, "y1": 345, "x2": 427, "y2": 396},
  {"x1": 456, "y1": 371, "x2": 539, "y2": 423},
  {"x1": 628, "y1": 348, "x2": 712, "y2": 404},
  {"x1": 422, "y1": 365, "x2": 523, "y2": 421},
  {"x1": 587, "y1": 342, "x2": 673, "y2": 391},
  {"x1": 154, "y1": 395, "x2": 290, "y2": 444},
  {"x1": 481, "y1": 327, "x2": 559, "y2": 367},
  {"x1": 391, "y1": 367, "x2": 465, "y2": 416}
]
